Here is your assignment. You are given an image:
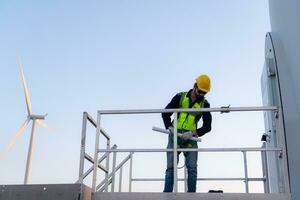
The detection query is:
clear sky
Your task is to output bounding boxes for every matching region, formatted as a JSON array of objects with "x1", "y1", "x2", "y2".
[{"x1": 0, "y1": 0, "x2": 270, "y2": 193}]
